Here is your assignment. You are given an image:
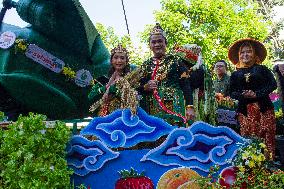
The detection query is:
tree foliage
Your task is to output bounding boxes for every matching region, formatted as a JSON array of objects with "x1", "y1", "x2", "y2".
[
  {"x1": 255, "y1": 0, "x2": 284, "y2": 59},
  {"x1": 95, "y1": 23, "x2": 149, "y2": 66},
  {"x1": 140, "y1": 0, "x2": 271, "y2": 69}
]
